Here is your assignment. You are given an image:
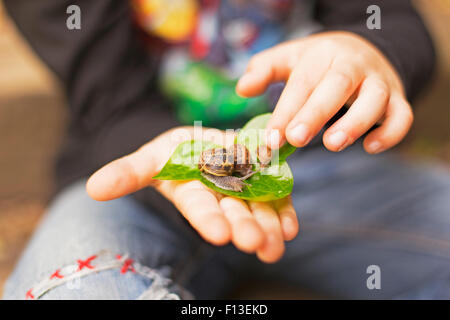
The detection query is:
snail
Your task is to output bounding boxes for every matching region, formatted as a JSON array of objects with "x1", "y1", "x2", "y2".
[{"x1": 198, "y1": 144, "x2": 272, "y2": 192}]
